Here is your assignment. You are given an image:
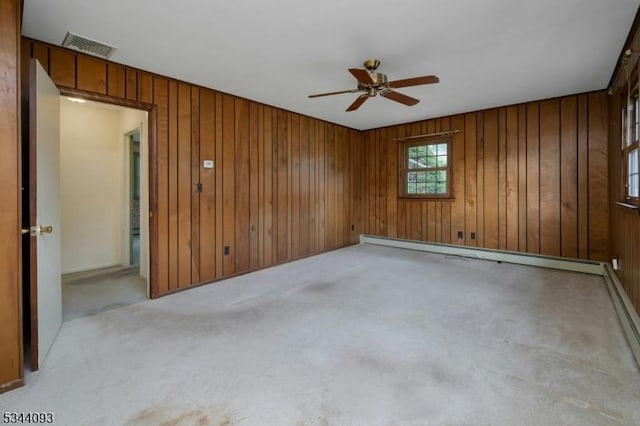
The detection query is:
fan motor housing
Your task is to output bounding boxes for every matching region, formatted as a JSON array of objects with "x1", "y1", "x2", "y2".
[{"x1": 357, "y1": 72, "x2": 388, "y2": 90}]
